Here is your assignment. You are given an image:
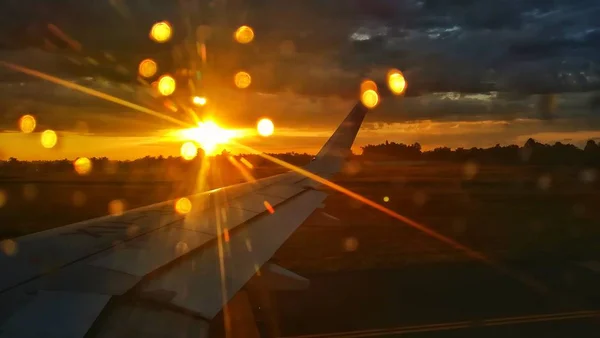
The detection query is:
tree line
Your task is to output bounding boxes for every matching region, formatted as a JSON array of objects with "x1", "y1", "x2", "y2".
[
  {"x1": 361, "y1": 139, "x2": 600, "y2": 165},
  {"x1": 1, "y1": 138, "x2": 599, "y2": 175}
]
